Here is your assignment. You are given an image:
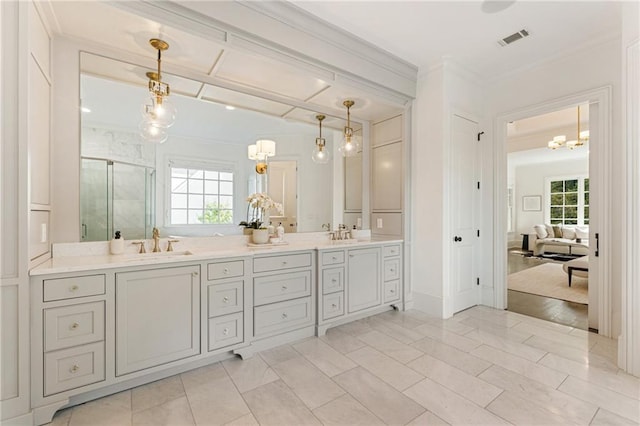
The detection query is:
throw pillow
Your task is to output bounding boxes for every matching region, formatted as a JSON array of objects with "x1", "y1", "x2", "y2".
[
  {"x1": 575, "y1": 226, "x2": 589, "y2": 239},
  {"x1": 552, "y1": 225, "x2": 563, "y2": 238},
  {"x1": 544, "y1": 224, "x2": 554, "y2": 238},
  {"x1": 562, "y1": 227, "x2": 576, "y2": 240},
  {"x1": 534, "y1": 225, "x2": 547, "y2": 239}
]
